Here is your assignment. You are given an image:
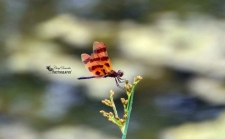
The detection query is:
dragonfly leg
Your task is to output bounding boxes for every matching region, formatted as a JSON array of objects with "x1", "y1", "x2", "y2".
[
  {"x1": 117, "y1": 77, "x2": 125, "y2": 83},
  {"x1": 115, "y1": 78, "x2": 125, "y2": 90}
]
